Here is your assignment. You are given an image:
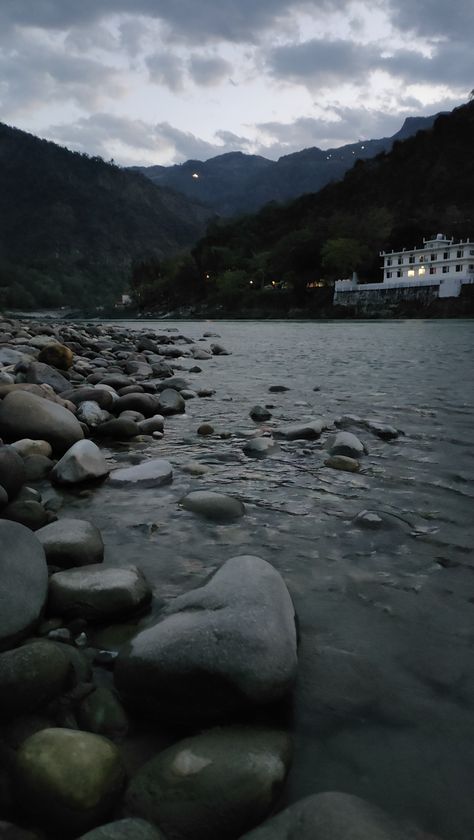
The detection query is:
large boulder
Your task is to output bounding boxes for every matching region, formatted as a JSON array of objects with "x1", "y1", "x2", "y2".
[
  {"x1": 0, "y1": 521, "x2": 48, "y2": 650},
  {"x1": 0, "y1": 445, "x2": 26, "y2": 499},
  {"x1": 0, "y1": 640, "x2": 71, "y2": 717},
  {"x1": 15, "y1": 728, "x2": 125, "y2": 835},
  {"x1": 77, "y1": 819, "x2": 165, "y2": 840},
  {"x1": 115, "y1": 556, "x2": 297, "y2": 721},
  {"x1": 238, "y1": 791, "x2": 422, "y2": 839},
  {"x1": 157, "y1": 389, "x2": 185, "y2": 415},
  {"x1": 36, "y1": 519, "x2": 104, "y2": 568},
  {"x1": 125, "y1": 726, "x2": 291, "y2": 840},
  {"x1": 51, "y1": 440, "x2": 110, "y2": 485},
  {"x1": 48, "y1": 565, "x2": 152, "y2": 621},
  {"x1": 0, "y1": 391, "x2": 83, "y2": 455}
]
